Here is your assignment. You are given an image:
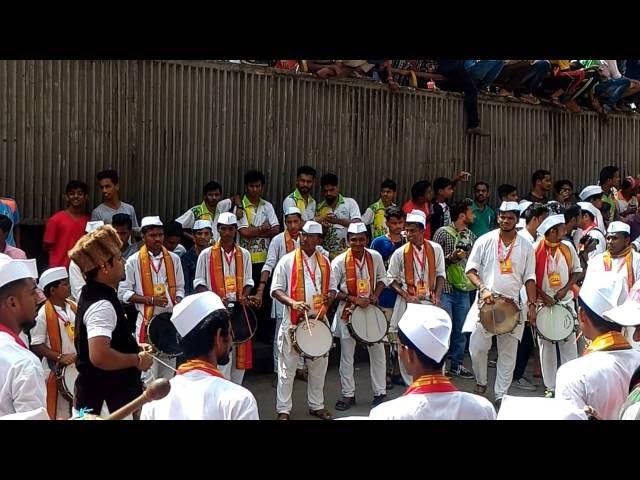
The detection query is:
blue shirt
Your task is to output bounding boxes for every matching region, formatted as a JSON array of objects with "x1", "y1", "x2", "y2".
[{"x1": 370, "y1": 235, "x2": 406, "y2": 308}]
